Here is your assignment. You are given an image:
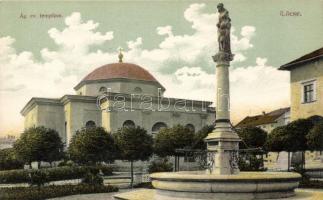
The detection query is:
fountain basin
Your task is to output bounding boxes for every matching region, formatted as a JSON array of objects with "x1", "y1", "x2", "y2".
[{"x1": 150, "y1": 171, "x2": 301, "y2": 200}]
